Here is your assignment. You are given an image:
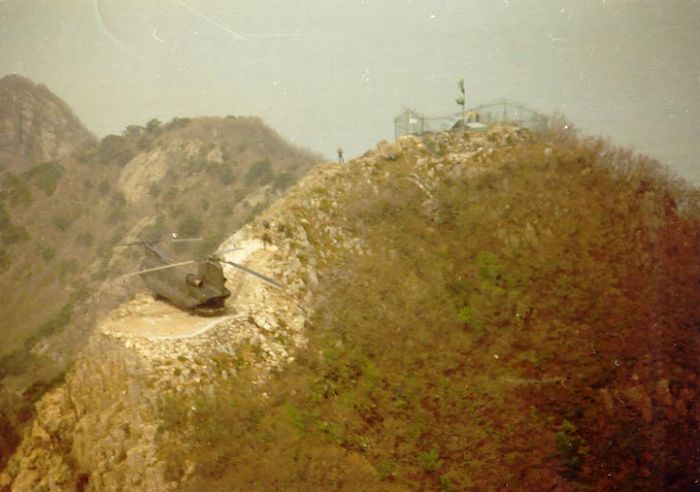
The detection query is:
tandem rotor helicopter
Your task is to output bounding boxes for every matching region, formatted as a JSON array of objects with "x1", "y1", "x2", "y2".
[{"x1": 120, "y1": 235, "x2": 282, "y2": 316}]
